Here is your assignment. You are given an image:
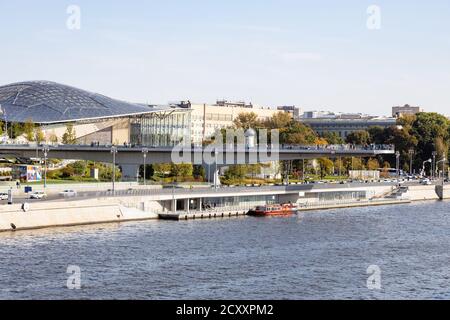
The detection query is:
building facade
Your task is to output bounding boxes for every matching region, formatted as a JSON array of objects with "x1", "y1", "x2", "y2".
[
  {"x1": 301, "y1": 115, "x2": 396, "y2": 138},
  {"x1": 176, "y1": 100, "x2": 280, "y2": 146},
  {"x1": 392, "y1": 104, "x2": 422, "y2": 118}
]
